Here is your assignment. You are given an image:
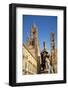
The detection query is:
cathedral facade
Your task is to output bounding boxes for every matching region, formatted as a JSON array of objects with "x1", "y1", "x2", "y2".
[{"x1": 22, "y1": 24, "x2": 41, "y2": 75}]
